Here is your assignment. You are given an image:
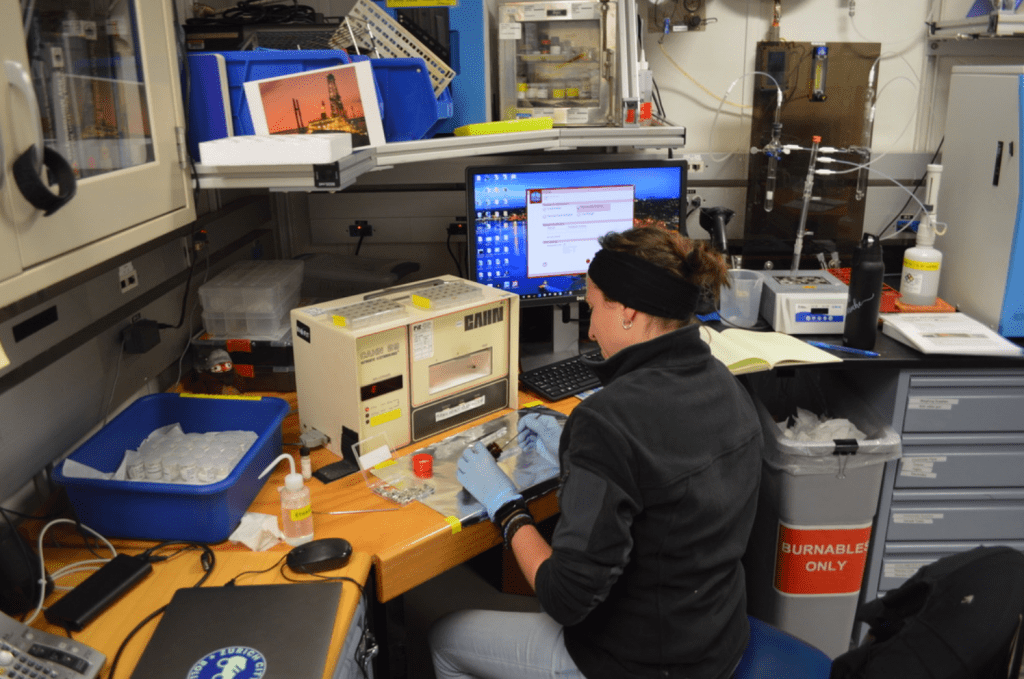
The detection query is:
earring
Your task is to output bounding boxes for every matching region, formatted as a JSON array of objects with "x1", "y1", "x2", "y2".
[{"x1": 621, "y1": 318, "x2": 633, "y2": 330}]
